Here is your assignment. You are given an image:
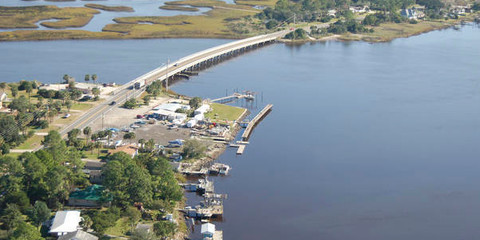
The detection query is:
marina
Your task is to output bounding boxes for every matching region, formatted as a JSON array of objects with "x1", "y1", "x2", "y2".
[{"x1": 241, "y1": 104, "x2": 273, "y2": 141}]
